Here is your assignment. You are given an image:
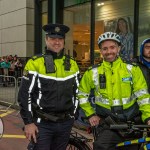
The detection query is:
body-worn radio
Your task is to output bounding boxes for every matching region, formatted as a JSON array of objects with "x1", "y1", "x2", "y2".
[
  {"x1": 44, "y1": 55, "x2": 55, "y2": 73},
  {"x1": 99, "y1": 74, "x2": 106, "y2": 89}
]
